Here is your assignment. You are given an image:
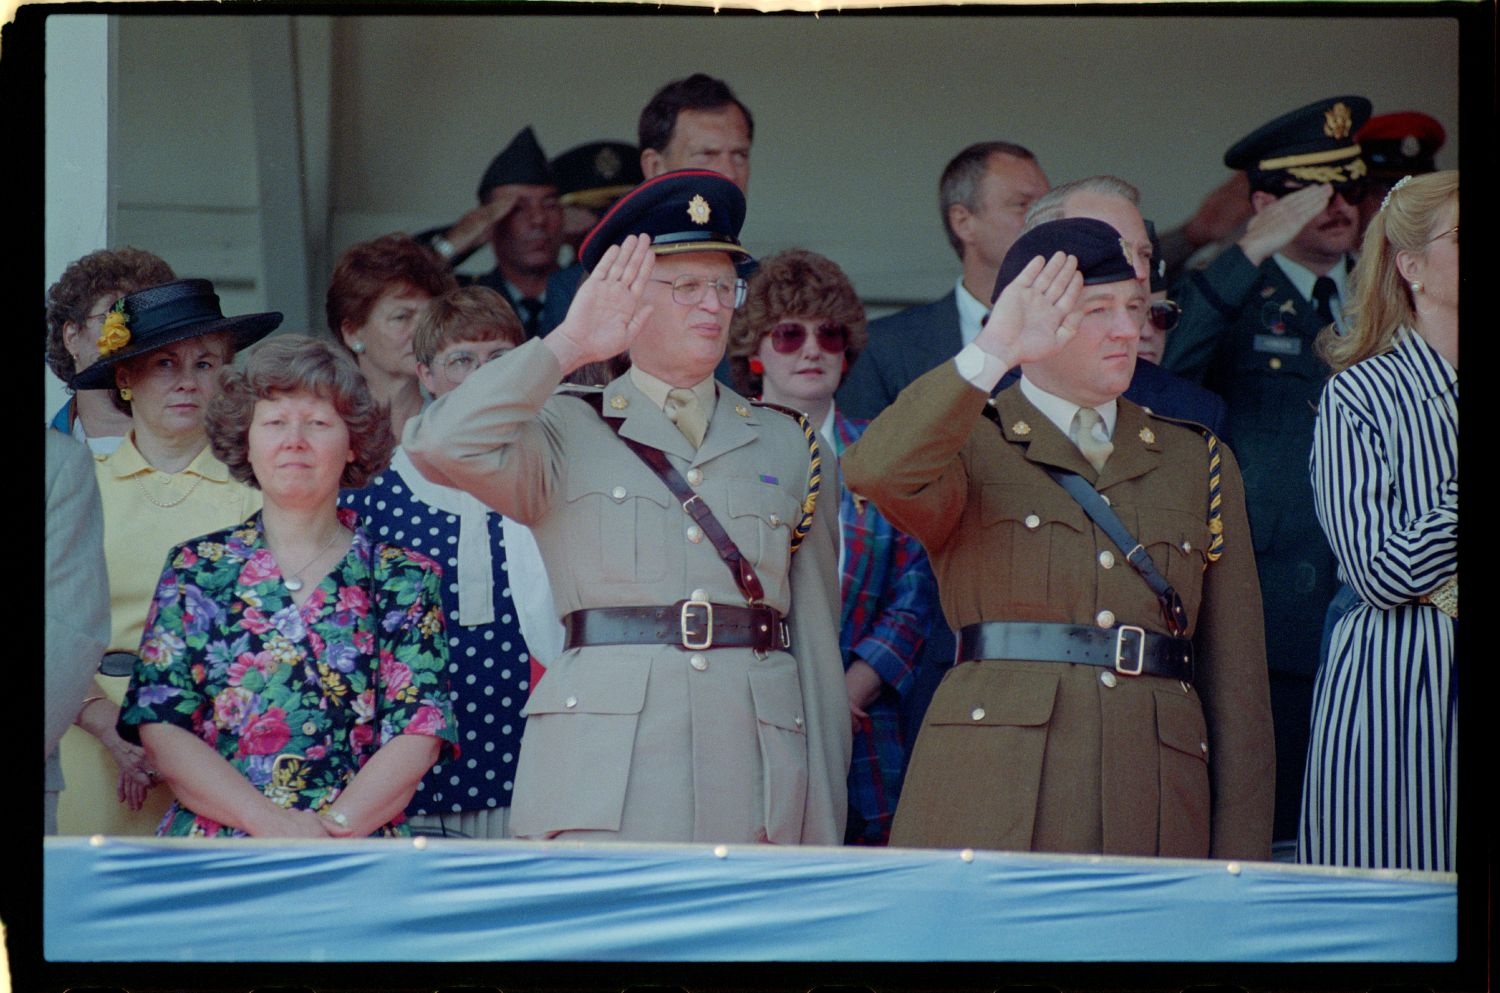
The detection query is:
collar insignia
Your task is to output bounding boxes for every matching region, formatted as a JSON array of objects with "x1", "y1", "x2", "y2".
[
  {"x1": 734, "y1": 403, "x2": 750, "y2": 417},
  {"x1": 1012, "y1": 420, "x2": 1031, "y2": 436},
  {"x1": 1139, "y1": 426, "x2": 1156, "y2": 444},
  {"x1": 1280, "y1": 299, "x2": 1297, "y2": 315},
  {"x1": 1324, "y1": 102, "x2": 1354, "y2": 139},
  {"x1": 609, "y1": 394, "x2": 629, "y2": 410},
  {"x1": 687, "y1": 194, "x2": 711, "y2": 225}
]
